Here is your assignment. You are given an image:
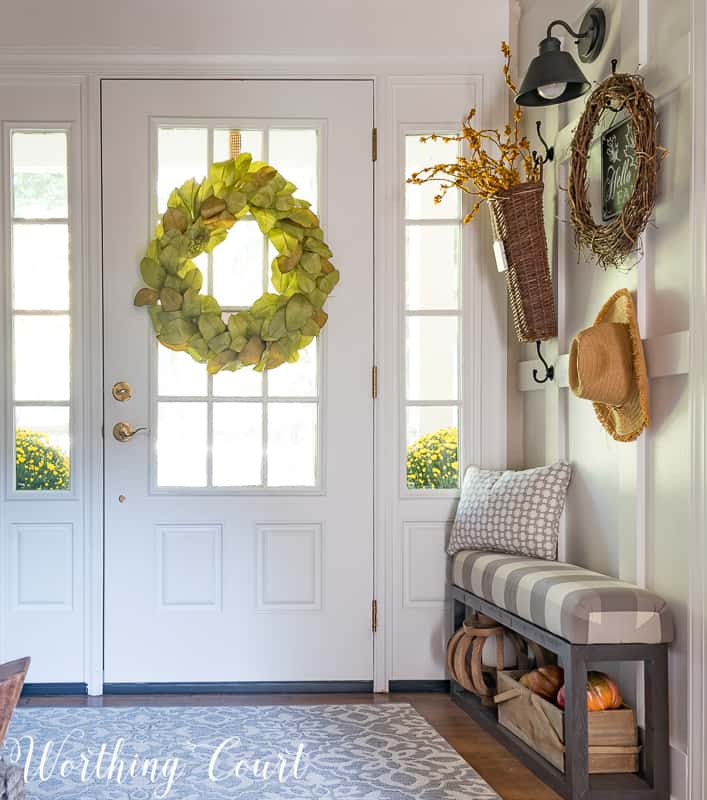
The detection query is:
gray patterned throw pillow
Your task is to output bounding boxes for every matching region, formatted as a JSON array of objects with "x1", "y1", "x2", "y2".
[{"x1": 448, "y1": 462, "x2": 572, "y2": 560}]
